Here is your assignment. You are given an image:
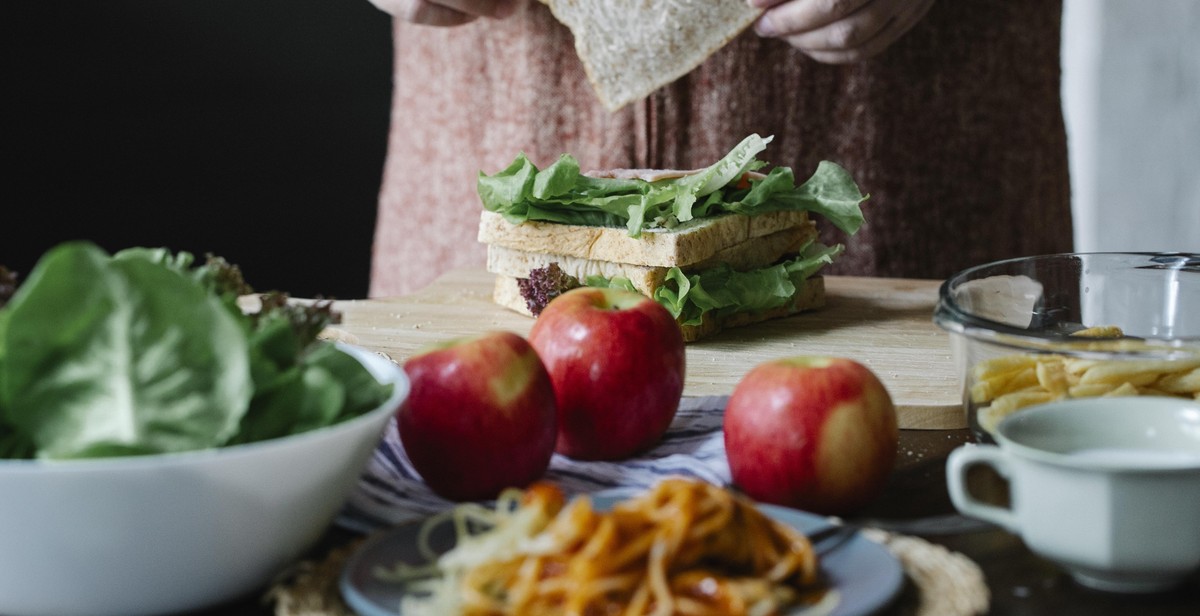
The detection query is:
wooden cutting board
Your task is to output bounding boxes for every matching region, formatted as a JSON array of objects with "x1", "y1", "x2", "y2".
[{"x1": 320, "y1": 269, "x2": 964, "y2": 429}]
